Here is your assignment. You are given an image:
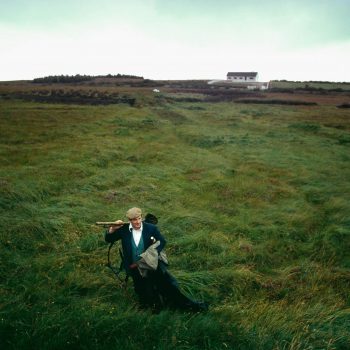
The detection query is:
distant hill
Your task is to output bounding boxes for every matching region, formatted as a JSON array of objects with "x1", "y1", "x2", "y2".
[
  {"x1": 270, "y1": 80, "x2": 350, "y2": 91},
  {"x1": 32, "y1": 74, "x2": 144, "y2": 84}
]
